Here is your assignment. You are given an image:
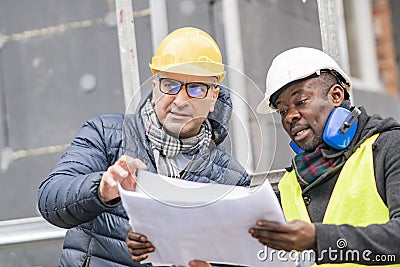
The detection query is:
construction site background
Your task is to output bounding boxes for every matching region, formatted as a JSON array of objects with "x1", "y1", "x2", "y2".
[{"x1": 0, "y1": 0, "x2": 399, "y2": 266}]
